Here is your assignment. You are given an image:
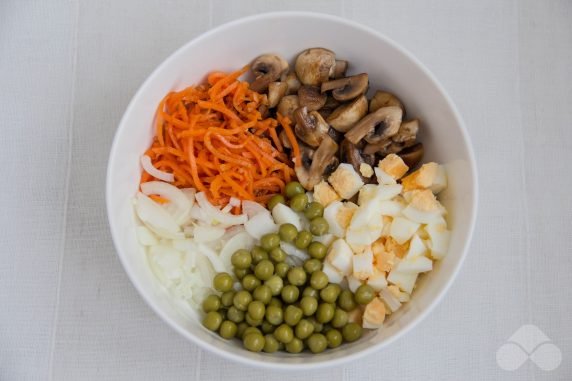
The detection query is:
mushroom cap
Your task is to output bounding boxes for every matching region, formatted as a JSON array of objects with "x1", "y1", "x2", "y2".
[
  {"x1": 267, "y1": 82, "x2": 288, "y2": 108},
  {"x1": 369, "y1": 91, "x2": 405, "y2": 113},
  {"x1": 397, "y1": 143, "x2": 424, "y2": 168},
  {"x1": 321, "y1": 73, "x2": 369, "y2": 101},
  {"x1": 392, "y1": 119, "x2": 419, "y2": 144},
  {"x1": 293, "y1": 106, "x2": 330, "y2": 147},
  {"x1": 250, "y1": 54, "x2": 289, "y2": 93},
  {"x1": 283, "y1": 71, "x2": 301, "y2": 95},
  {"x1": 298, "y1": 85, "x2": 327, "y2": 111},
  {"x1": 318, "y1": 96, "x2": 342, "y2": 119},
  {"x1": 295, "y1": 136, "x2": 339, "y2": 190},
  {"x1": 326, "y1": 95, "x2": 368, "y2": 132},
  {"x1": 345, "y1": 106, "x2": 403, "y2": 145},
  {"x1": 295, "y1": 48, "x2": 336, "y2": 86},
  {"x1": 277, "y1": 95, "x2": 300, "y2": 121},
  {"x1": 332, "y1": 60, "x2": 349, "y2": 79}
]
